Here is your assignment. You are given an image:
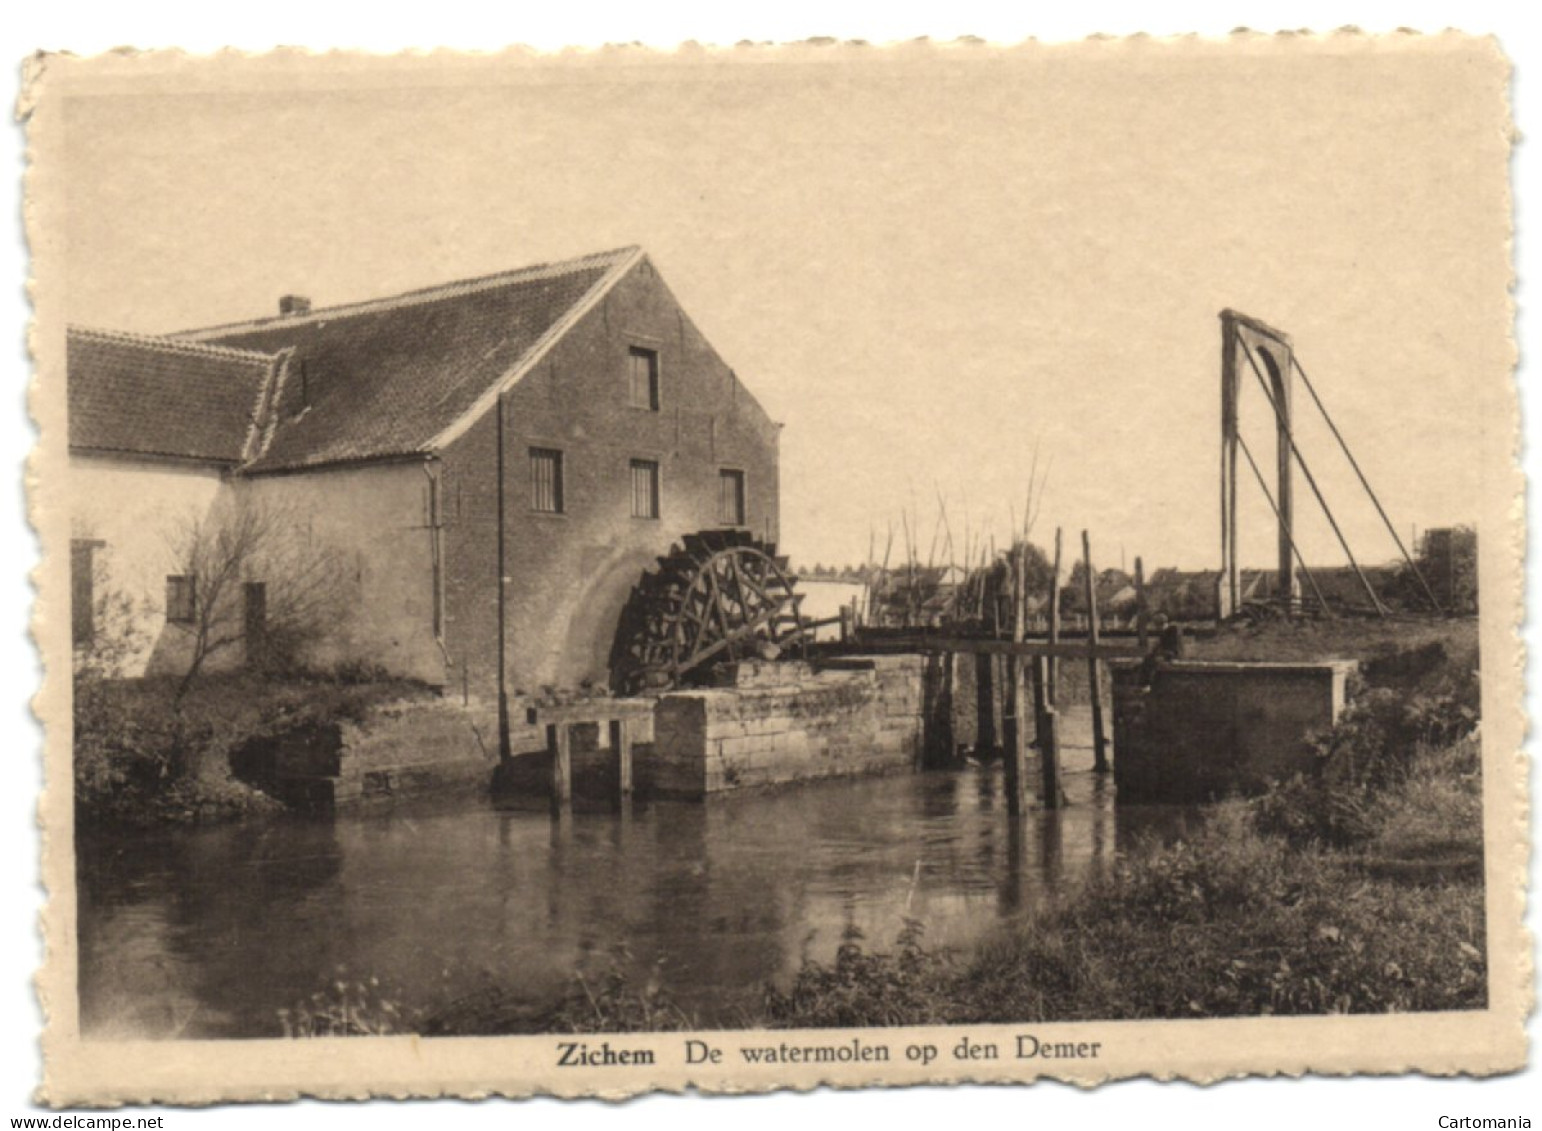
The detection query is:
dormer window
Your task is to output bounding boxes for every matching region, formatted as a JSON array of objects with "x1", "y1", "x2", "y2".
[{"x1": 629, "y1": 347, "x2": 659, "y2": 411}]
